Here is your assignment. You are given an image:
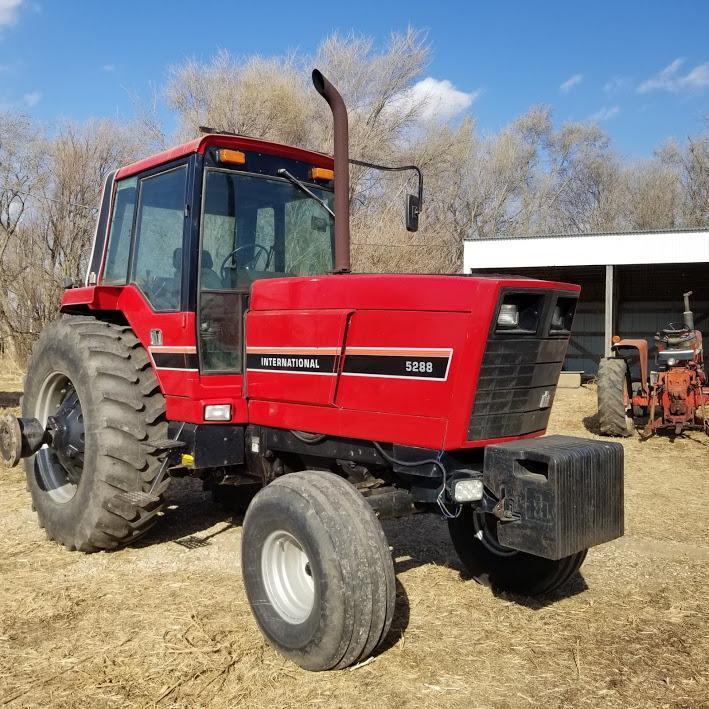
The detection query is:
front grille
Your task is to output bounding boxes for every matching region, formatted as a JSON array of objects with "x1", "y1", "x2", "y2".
[{"x1": 468, "y1": 335, "x2": 569, "y2": 441}]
